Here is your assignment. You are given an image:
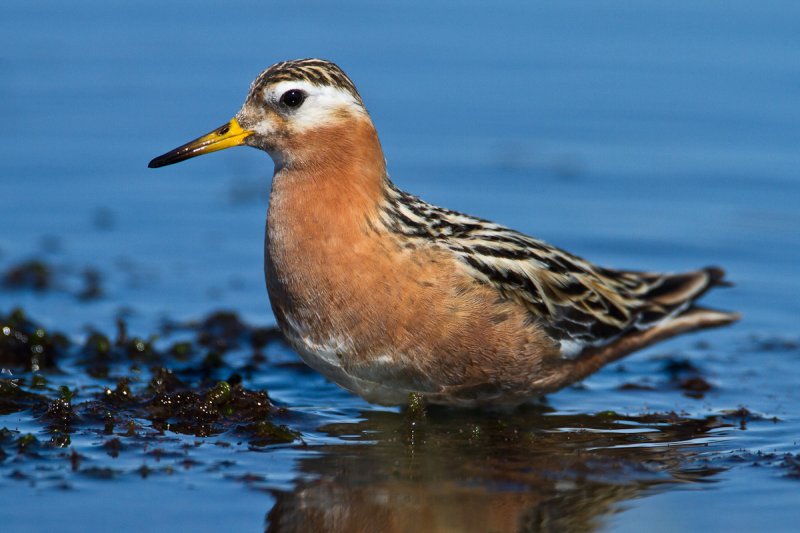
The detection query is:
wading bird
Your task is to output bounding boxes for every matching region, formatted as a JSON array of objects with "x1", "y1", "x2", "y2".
[{"x1": 149, "y1": 59, "x2": 738, "y2": 407}]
